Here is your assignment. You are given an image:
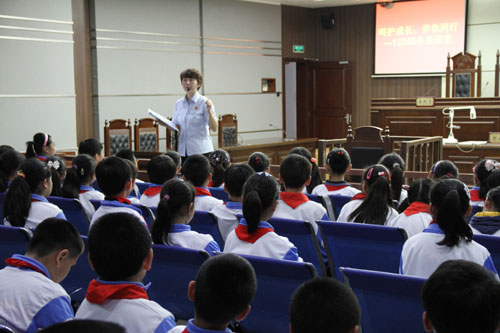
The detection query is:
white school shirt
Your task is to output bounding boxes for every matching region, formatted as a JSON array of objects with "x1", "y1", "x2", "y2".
[
  {"x1": 139, "y1": 185, "x2": 162, "y2": 208},
  {"x1": 172, "y1": 91, "x2": 216, "y2": 156},
  {"x1": 210, "y1": 201, "x2": 242, "y2": 242},
  {"x1": 4, "y1": 194, "x2": 66, "y2": 229},
  {"x1": 75, "y1": 279, "x2": 176, "y2": 333},
  {"x1": 79, "y1": 185, "x2": 105, "y2": 221},
  {"x1": 400, "y1": 223, "x2": 498, "y2": 278},
  {"x1": 387, "y1": 202, "x2": 432, "y2": 238},
  {"x1": 194, "y1": 188, "x2": 223, "y2": 212},
  {"x1": 336, "y1": 196, "x2": 398, "y2": 225},
  {"x1": 311, "y1": 181, "x2": 361, "y2": 197},
  {"x1": 168, "y1": 319, "x2": 233, "y2": 333},
  {"x1": 0, "y1": 255, "x2": 74, "y2": 333},
  {"x1": 224, "y1": 219, "x2": 302, "y2": 262},
  {"x1": 90, "y1": 200, "x2": 146, "y2": 228},
  {"x1": 165, "y1": 224, "x2": 221, "y2": 255}
]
